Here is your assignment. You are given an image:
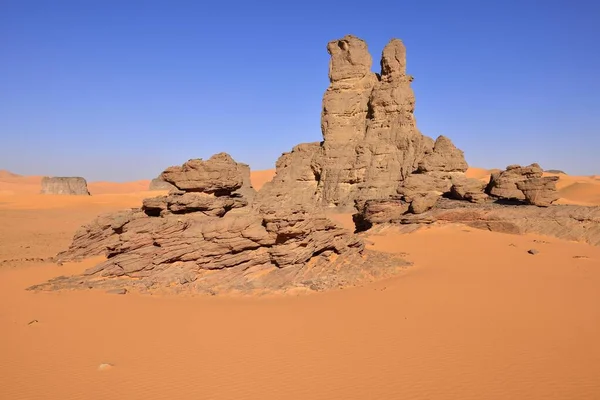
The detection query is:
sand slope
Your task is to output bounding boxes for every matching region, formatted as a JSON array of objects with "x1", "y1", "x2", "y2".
[
  {"x1": 1, "y1": 174, "x2": 600, "y2": 399},
  {"x1": 1, "y1": 212, "x2": 599, "y2": 399},
  {"x1": 88, "y1": 180, "x2": 151, "y2": 195},
  {"x1": 250, "y1": 169, "x2": 276, "y2": 190}
]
